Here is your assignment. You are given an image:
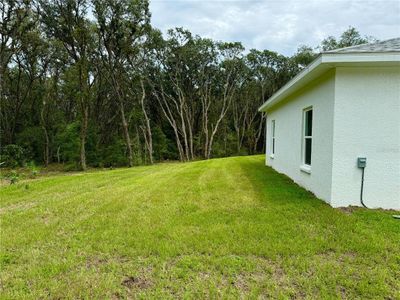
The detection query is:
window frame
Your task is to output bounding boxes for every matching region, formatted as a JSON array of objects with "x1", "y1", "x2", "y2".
[
  {"x1": 302, "y1": 107, "x2": 313, "y2": 168},
  {"x1": 271, "y1": 119, "x2": 276, "y2": 157},
  {"x1": 269, "y1": 119, "x2": 276, "y2": 158}
]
